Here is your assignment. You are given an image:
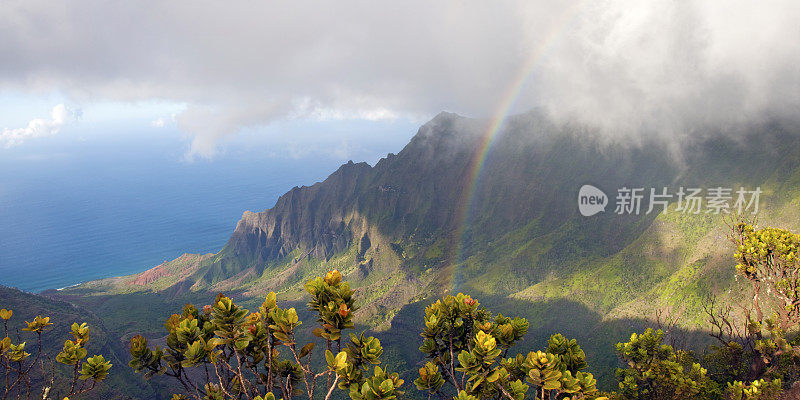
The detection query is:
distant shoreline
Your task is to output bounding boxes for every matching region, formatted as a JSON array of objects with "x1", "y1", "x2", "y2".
[{"x1": 56, "y1": 283, "x2": 81, "y2": 291}]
